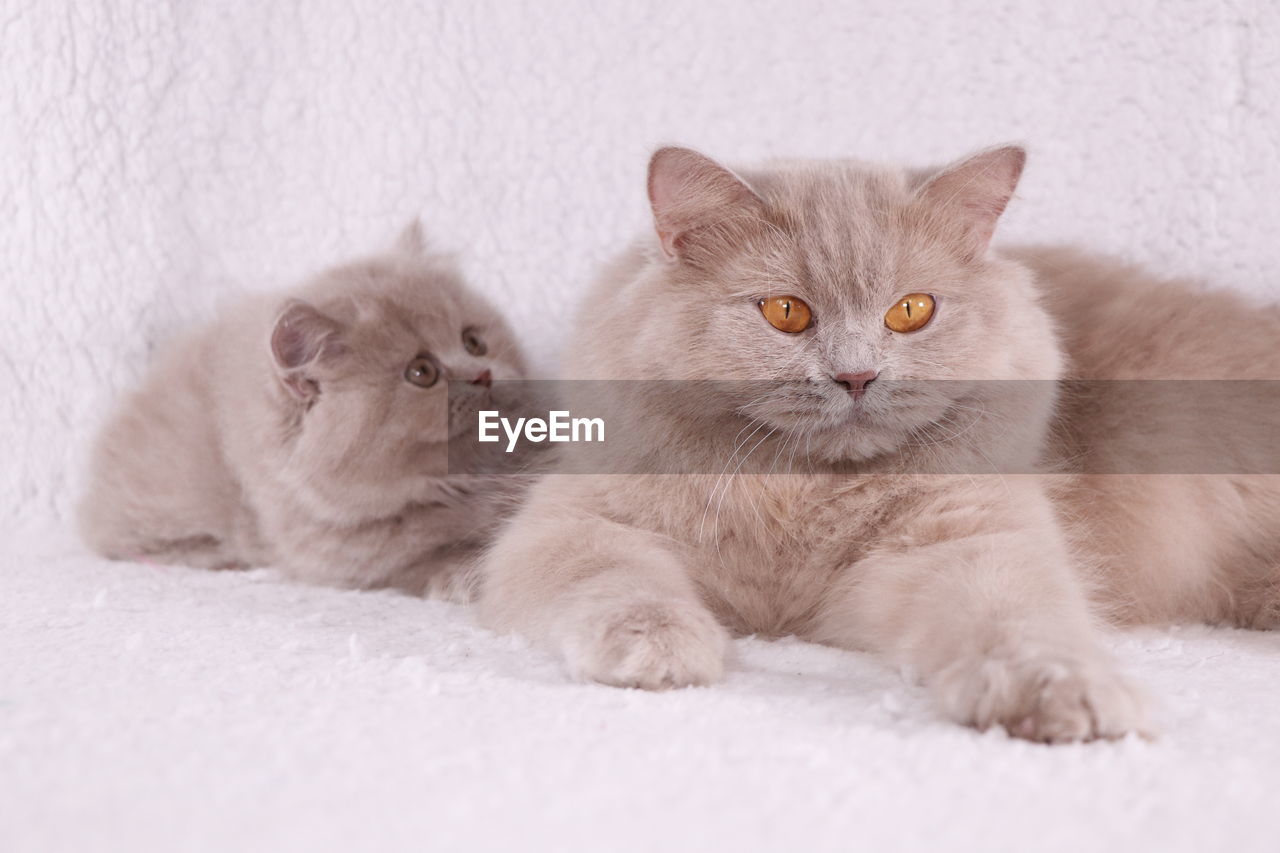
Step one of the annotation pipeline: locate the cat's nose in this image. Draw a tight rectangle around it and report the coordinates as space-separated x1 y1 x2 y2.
833 370 878 398
470 369 492 388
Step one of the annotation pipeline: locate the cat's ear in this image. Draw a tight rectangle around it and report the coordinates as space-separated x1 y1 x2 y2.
916 145 1025 260
394 218 429 256
270 299 344 400
648 147 764 261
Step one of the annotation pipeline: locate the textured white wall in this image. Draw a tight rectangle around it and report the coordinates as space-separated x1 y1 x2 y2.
4 0 1278 522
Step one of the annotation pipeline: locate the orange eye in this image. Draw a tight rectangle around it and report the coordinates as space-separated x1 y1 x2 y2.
884 293 936 333
758 296 812 333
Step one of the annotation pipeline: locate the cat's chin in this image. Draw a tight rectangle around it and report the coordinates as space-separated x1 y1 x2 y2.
808 429 908 467
769 411 914 468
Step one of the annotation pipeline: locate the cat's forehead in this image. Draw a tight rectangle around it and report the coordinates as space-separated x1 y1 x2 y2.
748 163 935 300
307 256 484 342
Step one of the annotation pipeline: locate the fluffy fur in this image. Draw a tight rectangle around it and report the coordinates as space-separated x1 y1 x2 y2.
80 222 529 598
1028 246 1280 628
479 145 1280 742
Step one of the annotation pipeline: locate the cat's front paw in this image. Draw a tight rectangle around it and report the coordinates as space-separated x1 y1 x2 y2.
561 597 729 690
932 650 1150 743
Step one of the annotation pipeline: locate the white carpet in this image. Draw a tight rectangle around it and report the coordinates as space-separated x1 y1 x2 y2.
5 524 1279 853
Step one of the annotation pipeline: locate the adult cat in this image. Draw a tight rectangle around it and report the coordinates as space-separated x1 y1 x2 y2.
479 145 1280 742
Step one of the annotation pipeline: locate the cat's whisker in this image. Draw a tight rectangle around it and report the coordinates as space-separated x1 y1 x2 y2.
745 428 805 549
711 426 776 565
698 416 770 544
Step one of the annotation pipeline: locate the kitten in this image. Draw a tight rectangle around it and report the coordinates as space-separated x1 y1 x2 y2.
80 221 528 598
478 144 1279 742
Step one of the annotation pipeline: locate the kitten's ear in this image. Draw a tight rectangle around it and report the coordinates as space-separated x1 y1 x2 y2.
916 145 1025 260
270 299 344 400
394 218 429 256
648 147 764 261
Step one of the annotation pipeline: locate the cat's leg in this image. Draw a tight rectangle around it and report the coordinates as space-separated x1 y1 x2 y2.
813 476 1148 743
80 484 252 570
81 476 257 570
1226 475 1280 629
266 504 483 598
479 479 729 689
1234 575 1280 629
418 556 482 604
319 543 483 603
129 534 250 570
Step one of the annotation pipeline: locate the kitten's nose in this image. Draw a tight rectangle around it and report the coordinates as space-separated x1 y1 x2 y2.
470 369 492 388
834 370 878 398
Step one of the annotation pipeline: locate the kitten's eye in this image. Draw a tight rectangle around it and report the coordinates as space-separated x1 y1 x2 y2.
758 296 812 333
884 293 936 333
404 355 440 388
462 326 487 356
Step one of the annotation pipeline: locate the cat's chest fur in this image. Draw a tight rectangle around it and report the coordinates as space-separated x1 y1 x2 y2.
623 474 911 636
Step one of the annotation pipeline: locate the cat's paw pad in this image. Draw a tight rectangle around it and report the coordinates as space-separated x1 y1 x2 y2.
933 652 1150 743
562 598 729 690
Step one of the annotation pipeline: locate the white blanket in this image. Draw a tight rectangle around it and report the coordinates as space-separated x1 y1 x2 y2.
5 2 1280 849
6 527 1280 852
